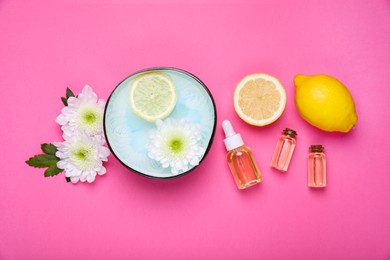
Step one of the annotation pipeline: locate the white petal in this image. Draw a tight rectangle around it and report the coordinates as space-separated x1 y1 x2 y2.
98 166 106 175
57 160 67 169
81 171 89 178
73 168 82 177
66 167 77 177
53 142 64 149
86 172 96 183
190 157 200 166
62 128 74 139
162 162 170 168
99 146 110 160
56 114 67 125
64 169 72 177
71 177 79 184
67 96 78 106
175 161 184 170
97 99 106 109
79 85 97 103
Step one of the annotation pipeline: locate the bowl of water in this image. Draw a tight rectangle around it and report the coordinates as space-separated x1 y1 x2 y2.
103 67 217 179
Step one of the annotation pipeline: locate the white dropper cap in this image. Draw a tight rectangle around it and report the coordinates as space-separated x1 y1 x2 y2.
222 120 244 151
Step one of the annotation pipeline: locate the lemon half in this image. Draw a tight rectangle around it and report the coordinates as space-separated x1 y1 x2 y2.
234 73 287 126
129 72 177 122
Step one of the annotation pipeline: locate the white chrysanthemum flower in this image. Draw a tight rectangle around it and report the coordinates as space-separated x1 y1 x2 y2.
146 119 204 175
54 133 110 183
56 85 106 138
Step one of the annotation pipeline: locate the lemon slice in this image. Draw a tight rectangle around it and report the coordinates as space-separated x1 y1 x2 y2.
129 72 177 122
234 73 286 126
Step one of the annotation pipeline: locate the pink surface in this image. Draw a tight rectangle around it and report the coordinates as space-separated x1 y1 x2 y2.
1 0 390 259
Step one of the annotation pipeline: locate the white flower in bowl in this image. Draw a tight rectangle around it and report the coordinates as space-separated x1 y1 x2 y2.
146 118 204 175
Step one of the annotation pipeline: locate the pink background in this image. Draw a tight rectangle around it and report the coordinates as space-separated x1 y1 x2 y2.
1 0 390 259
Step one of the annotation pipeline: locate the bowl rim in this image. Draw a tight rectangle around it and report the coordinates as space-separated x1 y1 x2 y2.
103 67 217 179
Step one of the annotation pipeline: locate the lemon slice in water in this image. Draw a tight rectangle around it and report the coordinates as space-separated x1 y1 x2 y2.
129 72 177 122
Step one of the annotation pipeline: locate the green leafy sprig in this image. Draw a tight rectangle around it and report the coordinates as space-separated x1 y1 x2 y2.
26 88 75 182
26 144 63 177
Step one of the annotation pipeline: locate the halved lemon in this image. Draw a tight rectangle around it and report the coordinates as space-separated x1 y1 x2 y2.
129 72 177 122
234 73 286 126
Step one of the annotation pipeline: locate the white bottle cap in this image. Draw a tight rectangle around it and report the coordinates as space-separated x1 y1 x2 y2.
222 120 244 151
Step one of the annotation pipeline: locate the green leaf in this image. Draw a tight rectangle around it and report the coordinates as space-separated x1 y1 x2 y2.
61 97 68 106
41 143 57 155
66 177 71 182
44 165 63 177
66 87 75 99
26 154 59 168
27 144 64 178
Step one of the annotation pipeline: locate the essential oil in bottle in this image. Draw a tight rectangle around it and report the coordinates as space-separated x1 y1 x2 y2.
308 145 326 188
222 120 262 189
270 128 297 172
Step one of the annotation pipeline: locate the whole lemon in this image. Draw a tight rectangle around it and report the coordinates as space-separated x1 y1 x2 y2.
294 74 358 132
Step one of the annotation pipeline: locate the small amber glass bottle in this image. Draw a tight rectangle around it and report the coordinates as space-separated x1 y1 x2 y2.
222 120 262 189
308 145 326 188
270 128 297 172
